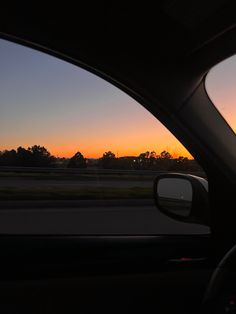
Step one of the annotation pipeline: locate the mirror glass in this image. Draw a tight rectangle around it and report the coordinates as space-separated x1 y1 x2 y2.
157 178 192 217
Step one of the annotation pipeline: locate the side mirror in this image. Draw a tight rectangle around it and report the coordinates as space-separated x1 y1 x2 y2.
153 173 209 225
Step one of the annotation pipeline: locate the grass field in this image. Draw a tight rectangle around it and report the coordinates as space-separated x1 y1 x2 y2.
0 167 205 201
0 186 152 200
0 168 154 200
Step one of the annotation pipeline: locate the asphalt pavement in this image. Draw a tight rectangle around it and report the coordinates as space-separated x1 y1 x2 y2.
0 202 209 234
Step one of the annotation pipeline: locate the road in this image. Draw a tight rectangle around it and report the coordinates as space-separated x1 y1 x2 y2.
0 201 209 234
0 170 209 235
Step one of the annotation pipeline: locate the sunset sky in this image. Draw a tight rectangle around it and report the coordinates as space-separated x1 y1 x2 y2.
0 39 234 159
206 55 236 133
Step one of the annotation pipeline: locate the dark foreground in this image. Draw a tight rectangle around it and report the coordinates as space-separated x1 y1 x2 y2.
0 199 209 234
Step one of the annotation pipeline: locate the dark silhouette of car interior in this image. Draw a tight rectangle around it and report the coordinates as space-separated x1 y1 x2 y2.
0 2 236 314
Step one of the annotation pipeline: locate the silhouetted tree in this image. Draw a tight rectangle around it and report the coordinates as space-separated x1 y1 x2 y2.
100 151 116 169
16 146 32 166
67 151 87 168
159 151 172 159
0 145 205 174
0 145 56 167
154 151 173 170
103 151 115 159
27 145 56 167
137 151 158 169
137 151 149 169
0 149 17 166
149 151 157 168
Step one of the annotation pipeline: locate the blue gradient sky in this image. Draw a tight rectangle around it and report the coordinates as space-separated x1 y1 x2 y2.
2 38 234 158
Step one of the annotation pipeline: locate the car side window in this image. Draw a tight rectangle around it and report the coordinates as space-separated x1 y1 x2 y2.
0 38 209 234
205 54 236 133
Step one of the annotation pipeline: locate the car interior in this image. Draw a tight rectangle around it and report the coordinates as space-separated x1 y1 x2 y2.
0 2 236 314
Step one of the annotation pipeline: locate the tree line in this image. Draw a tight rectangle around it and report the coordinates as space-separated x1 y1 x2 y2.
0 145 55 167
96 151 201 172
0 145 202 172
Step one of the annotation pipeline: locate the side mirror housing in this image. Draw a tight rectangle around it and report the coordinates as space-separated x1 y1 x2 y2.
153 173 209 226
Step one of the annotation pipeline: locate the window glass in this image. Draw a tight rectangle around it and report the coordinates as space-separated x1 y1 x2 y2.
205 55 236 133
0 38 209 234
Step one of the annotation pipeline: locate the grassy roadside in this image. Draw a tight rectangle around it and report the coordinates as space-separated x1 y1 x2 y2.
0 187 153 200
0 172 155 181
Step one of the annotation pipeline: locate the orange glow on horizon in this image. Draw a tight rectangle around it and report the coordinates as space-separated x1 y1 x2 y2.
1 108 194 160
43 144 193 159
0 143 193 159
0 131 193 159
